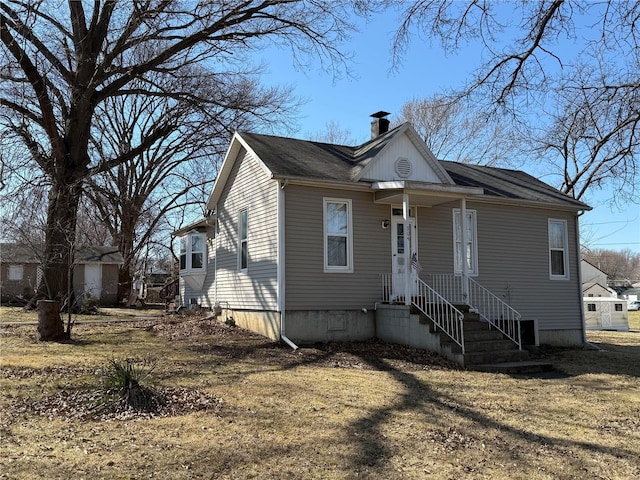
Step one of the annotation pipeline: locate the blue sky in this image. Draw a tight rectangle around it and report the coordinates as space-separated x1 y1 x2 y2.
253 10 640 254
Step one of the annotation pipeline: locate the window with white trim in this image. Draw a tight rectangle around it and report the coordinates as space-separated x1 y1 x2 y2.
239 209 248 271
324 198 353 272
453 209 478 276
548 219 569 280
179 233 207 274
587 303 596 312
8 265 24 281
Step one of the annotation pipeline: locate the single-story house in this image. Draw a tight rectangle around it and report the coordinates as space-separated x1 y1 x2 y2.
175 113 591 366
0 243 124 305
584 297 629 331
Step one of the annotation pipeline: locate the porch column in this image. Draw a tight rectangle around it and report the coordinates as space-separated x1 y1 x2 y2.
403 192 411 306
460 197 469 302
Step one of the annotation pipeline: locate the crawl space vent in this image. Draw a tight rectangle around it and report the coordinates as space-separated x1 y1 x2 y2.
394 157 412 178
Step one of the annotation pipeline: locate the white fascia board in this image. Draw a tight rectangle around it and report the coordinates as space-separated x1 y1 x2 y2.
272 175 373 192
467 195 591 213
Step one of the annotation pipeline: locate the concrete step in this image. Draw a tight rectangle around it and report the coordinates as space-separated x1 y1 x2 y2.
464 339 519 352
462 319 491 331
469 361 554 374
464 349 529 366
463 329 505 341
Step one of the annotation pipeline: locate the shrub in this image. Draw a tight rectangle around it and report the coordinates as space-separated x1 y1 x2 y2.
102 358 159 411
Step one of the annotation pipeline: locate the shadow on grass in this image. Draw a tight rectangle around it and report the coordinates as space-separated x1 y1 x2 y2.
345 355 639 475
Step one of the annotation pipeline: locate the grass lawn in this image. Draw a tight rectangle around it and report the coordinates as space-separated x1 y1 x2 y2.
1 308 639 479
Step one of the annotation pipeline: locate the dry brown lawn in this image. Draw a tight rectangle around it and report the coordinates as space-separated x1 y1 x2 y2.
1 308 639 480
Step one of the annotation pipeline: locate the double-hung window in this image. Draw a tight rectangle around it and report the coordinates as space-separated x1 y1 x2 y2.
453 209 478 276
324 198 353 272
179 233 207 273
239 210 248 271
548 219 569 280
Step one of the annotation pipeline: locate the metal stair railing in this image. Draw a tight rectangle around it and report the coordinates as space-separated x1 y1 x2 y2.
427 274 522 350
413 277 466 354
468 278 522 350
380 274 466 353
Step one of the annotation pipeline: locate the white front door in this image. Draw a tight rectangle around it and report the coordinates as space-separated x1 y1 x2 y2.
84 264 102 300
391 217 418 300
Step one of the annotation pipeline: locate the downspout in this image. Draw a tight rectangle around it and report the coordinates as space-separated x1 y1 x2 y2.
214 204 218 308
575 212 588 345
278 180 298 350
403 192 411 306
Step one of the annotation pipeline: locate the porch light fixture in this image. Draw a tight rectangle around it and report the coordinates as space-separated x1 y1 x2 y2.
381 220 390 229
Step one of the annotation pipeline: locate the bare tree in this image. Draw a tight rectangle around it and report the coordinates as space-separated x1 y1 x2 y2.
582 248 640 284
0 1 356 338
309 120 359 145
390 1 640 205
82 72 297 301
397 95 519 166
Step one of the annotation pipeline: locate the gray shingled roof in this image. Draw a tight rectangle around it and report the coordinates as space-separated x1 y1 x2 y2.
442 161 589 209
239 125 589 211
0 244 124 264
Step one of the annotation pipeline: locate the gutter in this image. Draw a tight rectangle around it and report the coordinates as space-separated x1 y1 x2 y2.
277 179 298 350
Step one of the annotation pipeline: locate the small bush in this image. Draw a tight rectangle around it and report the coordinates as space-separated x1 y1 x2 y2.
102 358 159 411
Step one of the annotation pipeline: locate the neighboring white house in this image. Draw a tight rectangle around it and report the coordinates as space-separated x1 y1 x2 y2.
175 113 591 366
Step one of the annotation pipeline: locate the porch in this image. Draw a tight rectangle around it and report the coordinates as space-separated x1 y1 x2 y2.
378 273 539 369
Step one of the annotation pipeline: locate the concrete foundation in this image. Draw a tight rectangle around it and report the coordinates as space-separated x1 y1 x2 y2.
228 310 281 341
537 329 584 346
375 304 464 365
284 310 375 343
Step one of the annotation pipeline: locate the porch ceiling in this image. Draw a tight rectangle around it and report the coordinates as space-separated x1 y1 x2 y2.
371 181 484 207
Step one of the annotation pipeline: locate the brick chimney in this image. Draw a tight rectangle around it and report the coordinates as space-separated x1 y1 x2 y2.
370 111 390 139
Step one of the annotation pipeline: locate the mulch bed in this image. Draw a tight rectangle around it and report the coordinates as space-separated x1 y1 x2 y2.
140 314 460 372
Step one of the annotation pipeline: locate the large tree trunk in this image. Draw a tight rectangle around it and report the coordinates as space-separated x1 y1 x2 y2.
37 300 65 341
118 266 133 303
37 181 83 340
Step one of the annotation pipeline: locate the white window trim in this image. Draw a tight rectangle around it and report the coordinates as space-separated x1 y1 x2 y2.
8 264 24 281
323 198 353 273
238 209 248 273
452 209 478 276
179 232 207 274
548 219 569 280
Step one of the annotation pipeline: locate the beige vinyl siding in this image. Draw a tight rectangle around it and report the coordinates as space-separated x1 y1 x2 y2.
215 148 278 311
285 184 391 309
419 201 583 332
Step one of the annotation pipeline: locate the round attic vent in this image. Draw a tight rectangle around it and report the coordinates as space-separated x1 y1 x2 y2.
394 157 412 178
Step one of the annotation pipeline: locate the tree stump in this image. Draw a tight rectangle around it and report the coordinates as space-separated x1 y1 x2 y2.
37 300 65 341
